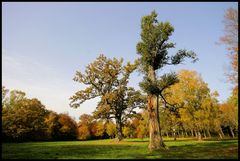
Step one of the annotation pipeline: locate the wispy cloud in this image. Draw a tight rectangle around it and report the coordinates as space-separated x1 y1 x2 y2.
3 49 60 83
2 49 95 121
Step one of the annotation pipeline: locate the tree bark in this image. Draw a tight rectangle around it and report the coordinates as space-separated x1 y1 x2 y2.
148 94 163 150
166 131 169 138
147 66 166 151
203 130 207 139
229 126 235 138
197 130 202 141
194 130 198 138
217 127 224 139
207 129 211 138
219 127 225 138
218 132 223 139
115 117 123 141
191 129 194 137
173 128 177 141
157 96 166 148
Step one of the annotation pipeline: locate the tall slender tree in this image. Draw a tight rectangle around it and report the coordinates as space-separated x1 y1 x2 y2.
136 11 197 151
219 7 238 137
219 8 238 106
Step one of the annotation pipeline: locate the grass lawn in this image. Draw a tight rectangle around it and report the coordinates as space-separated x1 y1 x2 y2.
2 137 238 159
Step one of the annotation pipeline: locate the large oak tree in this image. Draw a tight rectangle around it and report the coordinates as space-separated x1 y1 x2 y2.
70 54 146 141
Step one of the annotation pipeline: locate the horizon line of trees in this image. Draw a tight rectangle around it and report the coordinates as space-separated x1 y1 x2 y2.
2 69 237 142
2 87 78 142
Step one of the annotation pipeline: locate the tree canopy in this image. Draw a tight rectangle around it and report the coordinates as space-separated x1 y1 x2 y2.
70 54 146 141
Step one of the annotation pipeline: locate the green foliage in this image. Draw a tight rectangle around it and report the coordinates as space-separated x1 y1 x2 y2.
136 11 198 106
136 10 198 74
139 72 179 95
171 50 198 64
136 10 197 150
137 11 173 72
136 11 198 148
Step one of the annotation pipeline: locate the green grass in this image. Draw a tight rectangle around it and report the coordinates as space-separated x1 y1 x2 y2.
2 137 238 159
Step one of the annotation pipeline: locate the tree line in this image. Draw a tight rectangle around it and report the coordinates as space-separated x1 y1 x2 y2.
2 88 77 142
75 70 238 141
2 68 237 142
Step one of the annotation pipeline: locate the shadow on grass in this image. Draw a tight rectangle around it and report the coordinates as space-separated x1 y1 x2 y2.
127 139 238 159
158 140 238 159
125 138 197 143
2 139 238 159
3 143 147 159
126 140 149 143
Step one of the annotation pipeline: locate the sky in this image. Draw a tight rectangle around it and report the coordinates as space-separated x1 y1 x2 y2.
2 2 238 121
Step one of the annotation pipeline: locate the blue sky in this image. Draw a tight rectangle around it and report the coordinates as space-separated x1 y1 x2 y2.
2 2 237 121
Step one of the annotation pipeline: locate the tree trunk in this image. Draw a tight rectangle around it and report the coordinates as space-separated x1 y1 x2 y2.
166 131 169 138
229 127 235 138
115 117 123 141
219 127 225 138
197 130 202 141
218 132 223 139
173 128 177 141
148 94 164 150
194 130 198 138
217 127 224 139
147 67 166 151
203 130 207 139
207 129 211 138
157 96 166 148
191 129 194 137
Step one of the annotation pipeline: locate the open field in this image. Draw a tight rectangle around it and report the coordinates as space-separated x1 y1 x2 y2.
2 137 238 159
